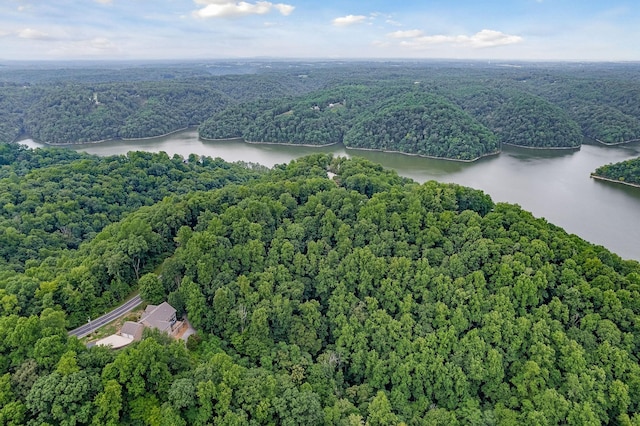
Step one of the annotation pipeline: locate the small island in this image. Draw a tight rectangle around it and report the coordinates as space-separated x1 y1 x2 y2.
591 157 640 188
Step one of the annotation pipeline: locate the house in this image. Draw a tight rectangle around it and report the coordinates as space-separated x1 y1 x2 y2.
95 301 179 349
120 321 144 341
140 302 177 334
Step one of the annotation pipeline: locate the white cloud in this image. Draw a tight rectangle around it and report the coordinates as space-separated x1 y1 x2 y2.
18 28 53 40
193 1 294 19
273 3 294 15
332 15 367 27
392 29 522 49
95 0 113 4
464 29 523 47
387 29 424 39
386 19 402 27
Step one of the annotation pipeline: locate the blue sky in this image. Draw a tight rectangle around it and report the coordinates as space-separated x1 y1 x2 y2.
0 0 637 61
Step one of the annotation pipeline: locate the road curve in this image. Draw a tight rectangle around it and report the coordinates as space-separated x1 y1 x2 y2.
68 294 143 339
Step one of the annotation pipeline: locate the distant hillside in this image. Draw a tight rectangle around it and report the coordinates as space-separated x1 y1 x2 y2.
2 62 640 159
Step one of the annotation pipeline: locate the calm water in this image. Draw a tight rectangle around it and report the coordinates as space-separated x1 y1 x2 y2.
20 130 640 261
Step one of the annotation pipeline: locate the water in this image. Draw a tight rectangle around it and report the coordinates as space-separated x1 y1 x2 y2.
19 130 640 261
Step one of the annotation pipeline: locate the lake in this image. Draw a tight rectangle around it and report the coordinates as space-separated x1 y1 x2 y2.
20 130 640 262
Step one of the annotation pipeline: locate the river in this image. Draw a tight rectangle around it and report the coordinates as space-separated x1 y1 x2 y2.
20 130 640 262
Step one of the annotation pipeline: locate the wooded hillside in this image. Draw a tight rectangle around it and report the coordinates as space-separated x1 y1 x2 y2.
1 151 640 424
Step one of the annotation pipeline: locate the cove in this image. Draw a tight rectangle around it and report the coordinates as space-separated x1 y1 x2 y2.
20 130 640 262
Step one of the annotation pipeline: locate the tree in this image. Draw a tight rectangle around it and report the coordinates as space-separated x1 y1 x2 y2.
26 371 100 425
92 379 123 426
367 391 399 426
140 273 165 305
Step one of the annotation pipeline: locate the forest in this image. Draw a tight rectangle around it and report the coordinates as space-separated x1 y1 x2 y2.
592 157 640 186
2 147 640 424
2 61 640 160
198 86 499 160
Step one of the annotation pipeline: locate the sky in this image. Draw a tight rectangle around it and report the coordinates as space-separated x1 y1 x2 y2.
0 0 638 61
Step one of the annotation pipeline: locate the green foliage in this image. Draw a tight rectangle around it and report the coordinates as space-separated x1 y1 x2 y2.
139 273 165 305
4 62 640 157
3 147 640 423
198 63 640 156
0 64 326 144
344 92 498 160
0 145 261 272
71 154 635 424
593 157 640 186
0 145 263 326
200 85 499 160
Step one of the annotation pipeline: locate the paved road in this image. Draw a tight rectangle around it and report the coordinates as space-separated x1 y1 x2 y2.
68 294 143 339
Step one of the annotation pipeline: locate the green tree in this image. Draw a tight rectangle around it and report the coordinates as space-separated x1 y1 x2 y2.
367 391 399 426
140 273 165 305
92 379 123 426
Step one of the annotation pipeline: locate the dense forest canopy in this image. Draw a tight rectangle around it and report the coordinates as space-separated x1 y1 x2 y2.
198 86 499 160
2 149 640 424
2 61 640 160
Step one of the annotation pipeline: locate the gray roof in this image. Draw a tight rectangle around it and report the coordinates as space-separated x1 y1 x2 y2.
140 302 176 332
120 321 144 340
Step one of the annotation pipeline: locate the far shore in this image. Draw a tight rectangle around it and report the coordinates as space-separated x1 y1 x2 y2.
200 134 501 163
121 127 192 141
502 142 581 151
345 146 501 163
199 135 339 148
590 174 640 189
593 137 640 146
18 127 196 146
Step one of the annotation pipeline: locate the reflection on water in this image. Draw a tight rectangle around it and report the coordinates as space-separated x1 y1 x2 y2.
19 132 640 261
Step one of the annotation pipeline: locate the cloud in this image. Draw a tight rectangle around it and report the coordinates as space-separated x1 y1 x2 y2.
193 0 294 19
95 0 113 4
387 29 424 39
465 29 523 47
332 15 367 27
18 28 53 40
392 29 522 49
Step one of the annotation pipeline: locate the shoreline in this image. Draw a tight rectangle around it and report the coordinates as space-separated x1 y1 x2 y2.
199 135 339 148
121 127 193 141
42 138 112 146
592 137 640 146
201 134 501 162
345 146 502 163
503 142 581 151
20 127 195 147
590 174 640 189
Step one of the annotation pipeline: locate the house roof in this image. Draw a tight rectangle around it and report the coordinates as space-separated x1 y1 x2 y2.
120 321 144 340
140 301 176 332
